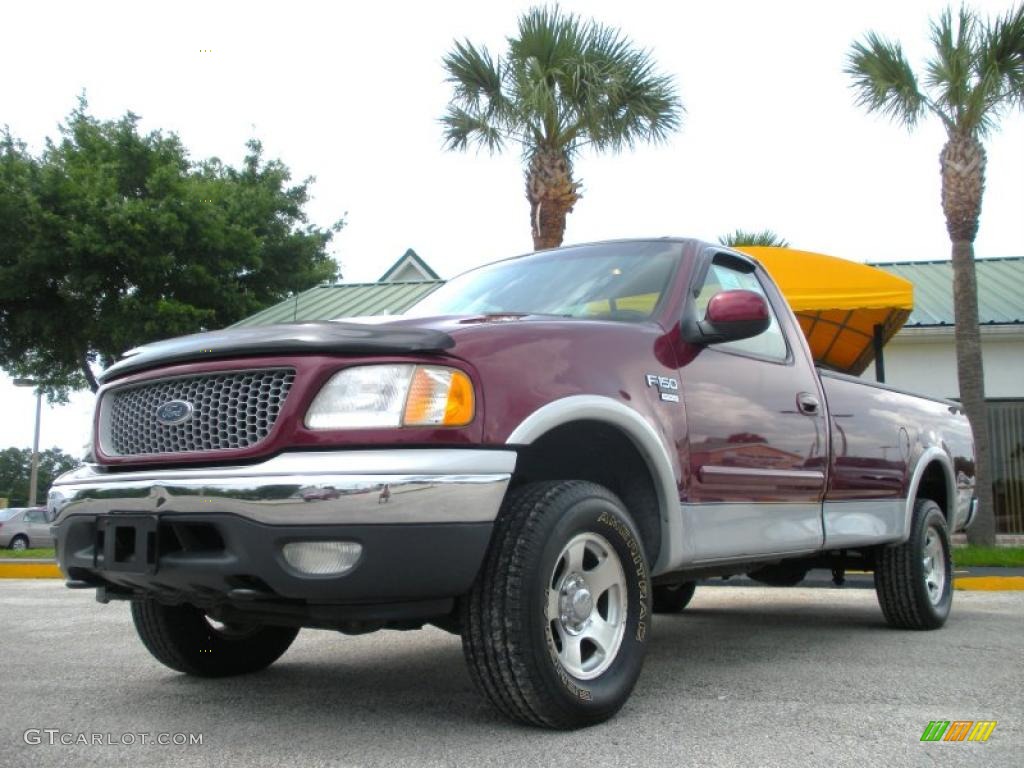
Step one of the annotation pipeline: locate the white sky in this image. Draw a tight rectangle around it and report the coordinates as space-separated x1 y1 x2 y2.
1 0 1021 455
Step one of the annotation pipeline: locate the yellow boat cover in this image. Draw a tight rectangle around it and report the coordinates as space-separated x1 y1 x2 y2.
735 246 914 375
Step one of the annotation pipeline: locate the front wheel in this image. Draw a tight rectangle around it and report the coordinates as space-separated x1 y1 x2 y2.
131 600 299 677
462 480 652 729
874 498 952 630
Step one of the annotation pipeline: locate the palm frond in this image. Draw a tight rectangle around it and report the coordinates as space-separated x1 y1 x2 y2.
559 18 682 152
510 6 586 76
443 40 507 117
439 105 505 154
507 6 587 145
925 7 981 130
846 32 928 129
973 3 1024 121
718 229 790 248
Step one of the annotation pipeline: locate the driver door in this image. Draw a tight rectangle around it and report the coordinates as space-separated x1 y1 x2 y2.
678 251 827 562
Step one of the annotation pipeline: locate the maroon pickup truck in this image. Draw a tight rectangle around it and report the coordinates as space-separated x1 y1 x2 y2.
50 238 976 728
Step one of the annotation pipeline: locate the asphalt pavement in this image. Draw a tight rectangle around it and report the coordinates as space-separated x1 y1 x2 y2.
1 580 1021 768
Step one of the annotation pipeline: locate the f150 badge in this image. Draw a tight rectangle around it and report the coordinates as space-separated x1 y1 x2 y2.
645 374 679 403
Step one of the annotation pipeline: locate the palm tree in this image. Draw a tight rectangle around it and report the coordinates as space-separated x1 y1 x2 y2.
719 229 790 248
846 4 1024 545
441 6 682 250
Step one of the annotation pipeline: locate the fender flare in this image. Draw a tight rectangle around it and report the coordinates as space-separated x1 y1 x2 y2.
902 447 957 541
506 395 684 574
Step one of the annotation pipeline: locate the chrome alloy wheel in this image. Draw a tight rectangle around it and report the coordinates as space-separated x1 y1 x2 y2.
545 532 627 680
922 524 947 605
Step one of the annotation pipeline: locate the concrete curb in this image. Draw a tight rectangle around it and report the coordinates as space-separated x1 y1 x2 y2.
0 562 62 579
954 576 1024 591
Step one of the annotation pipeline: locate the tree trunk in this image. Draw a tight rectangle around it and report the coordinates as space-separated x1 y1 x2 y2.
80 352 99 393
941 135 995 545
525 148 580 250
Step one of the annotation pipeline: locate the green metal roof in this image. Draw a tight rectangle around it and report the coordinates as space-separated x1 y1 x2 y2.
231 281 443 327
873 257 1024 327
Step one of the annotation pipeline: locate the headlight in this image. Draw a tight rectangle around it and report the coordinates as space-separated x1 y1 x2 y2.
305 364 475 430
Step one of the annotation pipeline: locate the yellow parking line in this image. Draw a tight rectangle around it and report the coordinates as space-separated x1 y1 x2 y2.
0 562 62 579
954 576 1024 591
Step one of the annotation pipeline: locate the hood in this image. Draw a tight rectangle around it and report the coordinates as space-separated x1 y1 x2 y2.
98 320 456 383
99 313 651 384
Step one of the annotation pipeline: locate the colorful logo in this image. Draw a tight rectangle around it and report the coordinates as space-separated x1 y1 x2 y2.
920 721 997 742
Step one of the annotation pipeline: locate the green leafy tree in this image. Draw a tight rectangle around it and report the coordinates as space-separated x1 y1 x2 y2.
0 447 80 507
441 5 682 250
719 229 791 248
846 4 1024 545
0 99 343 400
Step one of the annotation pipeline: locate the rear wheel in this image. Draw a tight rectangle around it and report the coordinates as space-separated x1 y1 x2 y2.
874 498 952 630
652 582 696 613
10 535 29 551
131 600 299 676
462 480 652 729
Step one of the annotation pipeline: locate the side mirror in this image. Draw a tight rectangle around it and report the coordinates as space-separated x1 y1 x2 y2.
690 289 771 345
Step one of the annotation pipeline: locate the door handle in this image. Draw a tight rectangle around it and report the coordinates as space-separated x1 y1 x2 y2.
796 392 820 415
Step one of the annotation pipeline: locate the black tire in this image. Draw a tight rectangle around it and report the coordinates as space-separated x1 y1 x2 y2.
874 498 952 630
131 600 299 677
746 563 809 586
462 480 652 729
10 535 29 551
653 582 696 613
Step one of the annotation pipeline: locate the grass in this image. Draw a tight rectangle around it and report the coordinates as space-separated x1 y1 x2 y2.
0 547 55 560
953 545 1024 568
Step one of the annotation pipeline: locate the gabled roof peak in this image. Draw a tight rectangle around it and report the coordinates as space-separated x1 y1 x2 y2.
378 248 441 282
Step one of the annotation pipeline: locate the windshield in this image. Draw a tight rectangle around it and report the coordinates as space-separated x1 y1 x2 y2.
406 241 680 322
0 509 22 522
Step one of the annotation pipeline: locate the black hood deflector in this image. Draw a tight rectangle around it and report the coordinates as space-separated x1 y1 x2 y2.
99 321 455 383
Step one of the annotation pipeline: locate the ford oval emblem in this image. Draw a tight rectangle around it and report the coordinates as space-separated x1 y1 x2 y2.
155 399 193 426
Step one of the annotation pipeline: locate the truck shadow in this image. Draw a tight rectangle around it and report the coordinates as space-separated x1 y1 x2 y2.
119 589 895 732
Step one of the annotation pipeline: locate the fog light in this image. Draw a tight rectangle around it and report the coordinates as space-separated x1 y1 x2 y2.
282 541 362 576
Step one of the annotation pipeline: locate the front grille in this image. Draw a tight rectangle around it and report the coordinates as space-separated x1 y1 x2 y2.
101 369 295 457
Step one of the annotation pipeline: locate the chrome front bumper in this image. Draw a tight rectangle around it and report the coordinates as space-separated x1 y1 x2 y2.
49 449 516 526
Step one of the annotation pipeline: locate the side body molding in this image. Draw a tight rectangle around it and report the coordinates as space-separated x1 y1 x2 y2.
901 447 957 542
506 395 684 574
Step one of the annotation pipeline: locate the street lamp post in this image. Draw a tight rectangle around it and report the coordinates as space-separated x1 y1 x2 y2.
12 379 42 507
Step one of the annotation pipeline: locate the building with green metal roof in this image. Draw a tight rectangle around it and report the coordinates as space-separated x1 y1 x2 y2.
876 257 1024 328
232 280 442 327
232 248 444 328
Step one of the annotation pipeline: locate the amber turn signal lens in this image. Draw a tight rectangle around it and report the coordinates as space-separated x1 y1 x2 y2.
403 366 475 427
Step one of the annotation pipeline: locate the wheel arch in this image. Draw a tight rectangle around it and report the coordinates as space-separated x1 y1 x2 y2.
506 395 682 574
903 448 956 540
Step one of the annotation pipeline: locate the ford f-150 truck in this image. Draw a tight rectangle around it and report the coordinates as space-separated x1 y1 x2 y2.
50 238 976 729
